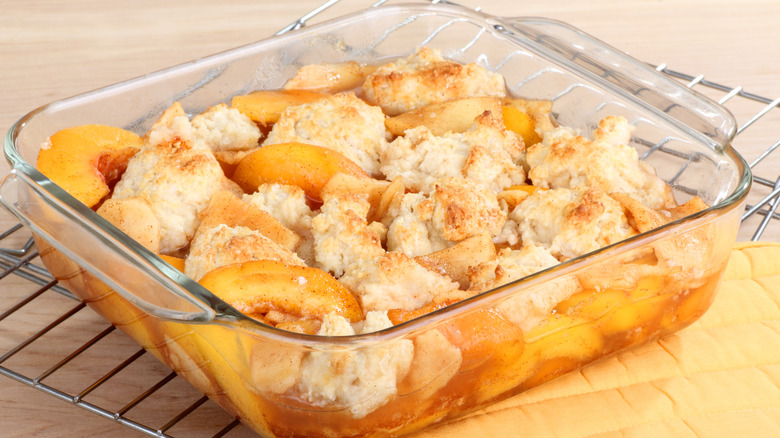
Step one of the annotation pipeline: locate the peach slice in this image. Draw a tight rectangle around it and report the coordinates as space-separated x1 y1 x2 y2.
437 308 525 373
518 314 602 392
519 356 582 390
498 184 548 210
159 254 186 272
231 90 325 126
414 233 497 289
524 314 603 360
283 61 376 93
501 105 542 147
274 318 322 335
232 142 370 202
385 97 502 137
96 197 160 252
398 329 462 398
504 184 546 195
502 97 555 145
555 288 630 320
37 124 143 207
601 275 666 336
664 275 719 329
198 191 301 251
198 260 362 322
387 295 465 326
321 173 389 209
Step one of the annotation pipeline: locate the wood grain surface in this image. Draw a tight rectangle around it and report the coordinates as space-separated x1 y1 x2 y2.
1 1 779 437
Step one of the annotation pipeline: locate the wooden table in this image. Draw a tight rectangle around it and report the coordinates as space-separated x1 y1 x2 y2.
1 1 779 436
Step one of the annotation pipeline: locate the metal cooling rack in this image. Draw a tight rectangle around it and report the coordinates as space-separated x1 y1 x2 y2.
1 1 779 437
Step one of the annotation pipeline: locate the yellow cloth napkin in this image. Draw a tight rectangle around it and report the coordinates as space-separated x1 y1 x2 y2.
419 242 780 437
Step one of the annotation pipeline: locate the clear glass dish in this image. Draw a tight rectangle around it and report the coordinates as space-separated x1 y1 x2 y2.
0 3 750 437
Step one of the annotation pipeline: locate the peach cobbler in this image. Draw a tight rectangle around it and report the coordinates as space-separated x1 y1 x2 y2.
36 47 723 432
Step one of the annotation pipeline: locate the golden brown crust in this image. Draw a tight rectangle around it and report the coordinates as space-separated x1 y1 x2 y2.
432 178 506 242
362 47 506 116
527 115 676 211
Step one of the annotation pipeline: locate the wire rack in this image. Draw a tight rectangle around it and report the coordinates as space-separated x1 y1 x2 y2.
2 1 779 437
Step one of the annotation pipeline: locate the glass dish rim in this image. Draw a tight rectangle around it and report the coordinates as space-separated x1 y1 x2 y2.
2 2 754 345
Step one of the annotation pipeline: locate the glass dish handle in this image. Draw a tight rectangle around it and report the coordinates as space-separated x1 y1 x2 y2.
0 168 227 323
496 16 737 151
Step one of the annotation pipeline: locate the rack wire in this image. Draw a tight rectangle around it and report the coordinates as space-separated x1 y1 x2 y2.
1 1 779 437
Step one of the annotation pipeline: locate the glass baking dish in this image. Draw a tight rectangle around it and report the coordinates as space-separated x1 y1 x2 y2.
0 3 750 437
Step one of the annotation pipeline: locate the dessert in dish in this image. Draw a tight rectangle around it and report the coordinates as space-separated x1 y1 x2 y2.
38 46 702 332
31 45 727 435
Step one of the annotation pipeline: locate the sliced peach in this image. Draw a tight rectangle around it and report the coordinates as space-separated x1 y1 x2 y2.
274 319 322 335
386 289 474 325
159 254 186 272
96 197 160 252
437 307 526 403
512 315 602 392
498 184 547 210
415 233 497 289
387 298 460 326
437 307 525 372
232 142 369 202
520 356 582 390
502 97 555 144
198 260 362 322
523 314 603 362
37 124 143 207
502 105 542 146
372 176 405 222
179 324 266 429
663 275 718 329
504 184 546 195
385 97 502 137
398 329 462 397
198 191 301 251
555 288 630 320
669 195 708 220
601 276 666 336
283 61 376 93
231 90 325 126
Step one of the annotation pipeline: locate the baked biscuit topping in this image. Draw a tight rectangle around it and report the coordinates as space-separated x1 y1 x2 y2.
527 115 675 210
264 92 388 176
500 186 637 260
298 311 414 419
191 103 262 153
362 46 506 115
380 110 525 193
243 183 316 264
311 192 385 278
468 244 583 331
339 251 460 313
112 105 238 253
385 177 506 257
